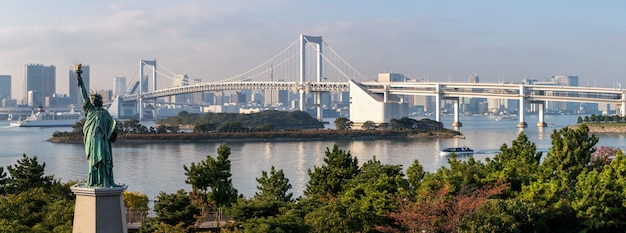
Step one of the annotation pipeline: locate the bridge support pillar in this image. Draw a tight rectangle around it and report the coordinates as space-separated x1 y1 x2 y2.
517 86 527 128
137 97 143 120
435 84 441 123
535 101 547 127
451 98 462 127
299 89 305 111
619 92 626 117
316 92 323 120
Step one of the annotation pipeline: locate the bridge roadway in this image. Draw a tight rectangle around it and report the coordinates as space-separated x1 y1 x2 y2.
120 81 626 128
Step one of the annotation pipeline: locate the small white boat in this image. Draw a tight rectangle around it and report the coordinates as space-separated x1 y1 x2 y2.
440 147 474 156
495 115 516 121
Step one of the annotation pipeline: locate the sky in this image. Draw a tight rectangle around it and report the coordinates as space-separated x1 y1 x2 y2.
1 1 625 101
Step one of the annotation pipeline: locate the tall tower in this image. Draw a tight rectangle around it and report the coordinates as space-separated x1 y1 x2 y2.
24 64 55 107
69 65 90 105
0 75 10 101
468 74 479 83
171 74 190 103
114 76 126 96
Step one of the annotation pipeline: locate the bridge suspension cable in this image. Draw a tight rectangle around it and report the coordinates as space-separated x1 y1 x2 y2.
301 36 365 81
158 63 179 77
323 41 365 81
216 38 301 83
141 60 204 88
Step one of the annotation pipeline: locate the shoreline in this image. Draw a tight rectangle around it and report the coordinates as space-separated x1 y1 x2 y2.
47 129 461 144
584 125 626 134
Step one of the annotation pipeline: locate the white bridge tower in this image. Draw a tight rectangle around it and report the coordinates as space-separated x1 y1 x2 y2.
299 34 324 120
138 59 157 120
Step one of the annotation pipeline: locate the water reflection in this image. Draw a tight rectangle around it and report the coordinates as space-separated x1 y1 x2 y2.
2 115 625 200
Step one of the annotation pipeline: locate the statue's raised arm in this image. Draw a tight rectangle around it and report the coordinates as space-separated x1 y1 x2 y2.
75 64 92 112
74 64 118 187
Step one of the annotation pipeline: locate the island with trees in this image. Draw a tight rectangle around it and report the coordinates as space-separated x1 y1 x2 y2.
48 110 461 143
576 114 626 133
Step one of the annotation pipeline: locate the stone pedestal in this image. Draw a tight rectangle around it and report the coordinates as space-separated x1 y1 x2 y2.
71 184 128 233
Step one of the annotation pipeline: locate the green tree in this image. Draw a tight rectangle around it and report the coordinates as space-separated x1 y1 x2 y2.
0 155 75 232
541 124 598 181
238 209 308 233
304 144 360 198
571 150 626 231
0 187 74 232
334 117 353 130
390 117 419 130
517 125 599 232
118 118 144 134
330 157 407 232
4 154 55 194
0 167 6 193
406 159 425 191
218 121 247 132
577 116 583 124
419 155 487 196
229 167 306 232
184 143 238 207
252 123 274 131
254 166 293 202
153 189 200 230
483 132 542 196
125 191 150 223
72 118 86 134
460 198 548 233
193 123 216 133
124 191 150 209
361 120 377 130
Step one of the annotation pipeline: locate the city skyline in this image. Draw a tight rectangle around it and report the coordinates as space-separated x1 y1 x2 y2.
1 1 625 101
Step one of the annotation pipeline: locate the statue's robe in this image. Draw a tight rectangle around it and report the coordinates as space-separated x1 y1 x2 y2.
83 104 117 187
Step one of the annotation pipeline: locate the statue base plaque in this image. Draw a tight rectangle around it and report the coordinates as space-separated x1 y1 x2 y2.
71 184 128 233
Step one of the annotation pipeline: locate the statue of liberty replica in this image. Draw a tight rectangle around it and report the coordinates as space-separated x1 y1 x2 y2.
76 64 118 187
71 64 128 233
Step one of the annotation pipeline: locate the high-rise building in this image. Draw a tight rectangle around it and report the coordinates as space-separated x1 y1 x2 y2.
378 73 406 82
0 75 10 100
27 90 42 107
231 92 246 104
549 75 579 113
69 64 90 105
171 74 191 104
114 76 126 96
191 78 203 104
553 75 579 86
468 74 480 83
24 64 56 106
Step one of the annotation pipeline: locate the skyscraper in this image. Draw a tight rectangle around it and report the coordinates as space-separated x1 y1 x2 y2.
114 76 126 96
0 75 10 100
171 74 190 103
468 74 479 83
69 64 90 106
24 64 56 107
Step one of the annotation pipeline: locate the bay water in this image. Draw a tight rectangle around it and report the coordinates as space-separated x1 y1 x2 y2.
1 115 625 201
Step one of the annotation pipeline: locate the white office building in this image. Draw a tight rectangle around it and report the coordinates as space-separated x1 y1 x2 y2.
349 80 408 127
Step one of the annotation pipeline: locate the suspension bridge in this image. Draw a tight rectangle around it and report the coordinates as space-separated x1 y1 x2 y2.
109 34 626 128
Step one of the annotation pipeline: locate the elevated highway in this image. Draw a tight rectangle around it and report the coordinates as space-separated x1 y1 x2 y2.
361 81 624 127
115 80 625 128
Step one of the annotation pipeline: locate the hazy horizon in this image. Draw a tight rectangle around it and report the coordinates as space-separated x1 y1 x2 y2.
1 1 625 101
